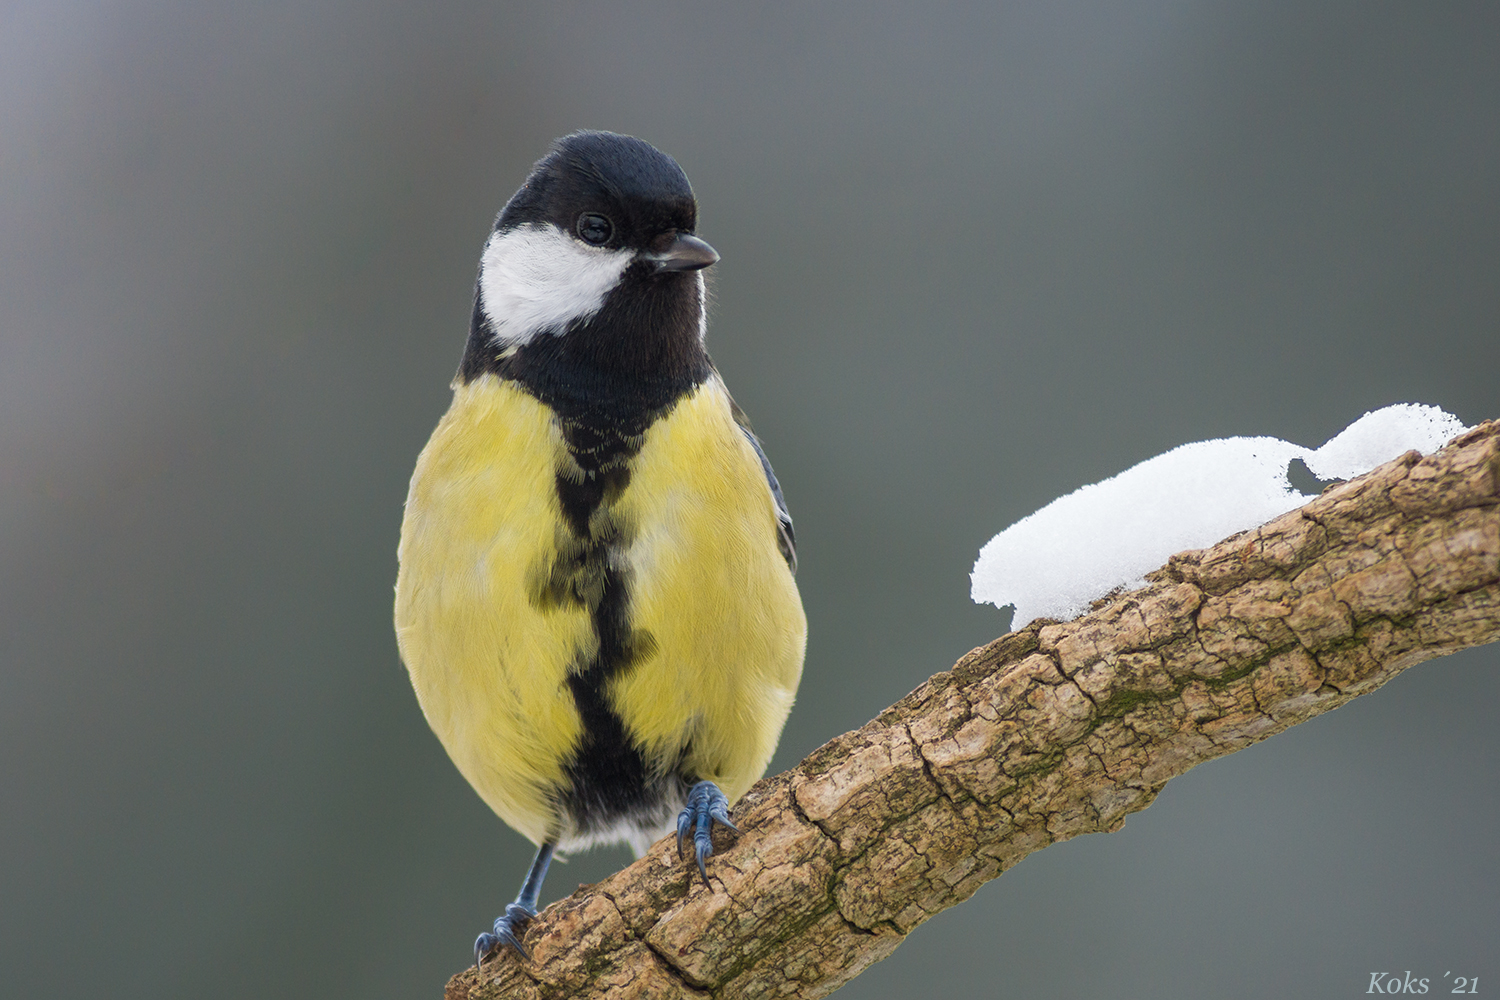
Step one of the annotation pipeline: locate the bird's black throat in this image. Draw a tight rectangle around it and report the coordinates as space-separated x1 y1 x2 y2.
459 262 711 414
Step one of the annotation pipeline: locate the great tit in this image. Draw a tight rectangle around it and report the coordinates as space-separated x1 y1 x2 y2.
394 131 806 966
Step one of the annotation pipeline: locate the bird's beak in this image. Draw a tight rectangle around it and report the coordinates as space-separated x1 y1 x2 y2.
649 233 719 272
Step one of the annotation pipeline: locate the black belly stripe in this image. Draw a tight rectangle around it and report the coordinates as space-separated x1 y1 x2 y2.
531 405 707 837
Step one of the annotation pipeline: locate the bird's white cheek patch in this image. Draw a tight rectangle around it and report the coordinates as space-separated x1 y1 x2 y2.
479 224 633 345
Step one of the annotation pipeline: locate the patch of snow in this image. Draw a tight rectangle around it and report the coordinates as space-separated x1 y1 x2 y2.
1304 404 1466 481
971 404 1468 629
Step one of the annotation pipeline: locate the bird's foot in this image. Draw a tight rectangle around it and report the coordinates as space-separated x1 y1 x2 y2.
675 780 739 888
474 901 537 966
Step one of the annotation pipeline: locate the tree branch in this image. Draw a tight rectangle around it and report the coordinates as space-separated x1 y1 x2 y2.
446 420 1500 1000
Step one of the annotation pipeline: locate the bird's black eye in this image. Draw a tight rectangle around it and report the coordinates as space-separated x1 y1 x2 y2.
576 213 614 246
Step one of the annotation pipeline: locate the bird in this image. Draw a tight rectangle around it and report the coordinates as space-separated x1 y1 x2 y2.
394 130 806 967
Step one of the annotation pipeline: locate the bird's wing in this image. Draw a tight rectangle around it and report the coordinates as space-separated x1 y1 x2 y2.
727 396 797 574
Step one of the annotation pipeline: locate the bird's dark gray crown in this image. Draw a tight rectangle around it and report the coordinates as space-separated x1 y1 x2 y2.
496 130 699 251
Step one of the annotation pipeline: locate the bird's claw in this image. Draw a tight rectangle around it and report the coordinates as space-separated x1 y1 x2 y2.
474 901 537 967
675 780 739 888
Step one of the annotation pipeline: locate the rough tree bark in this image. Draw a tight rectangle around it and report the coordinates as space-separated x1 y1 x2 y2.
445 420 1500 1000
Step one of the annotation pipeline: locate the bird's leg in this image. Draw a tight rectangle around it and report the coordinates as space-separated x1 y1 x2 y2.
474 841 555 966
675 780 739 888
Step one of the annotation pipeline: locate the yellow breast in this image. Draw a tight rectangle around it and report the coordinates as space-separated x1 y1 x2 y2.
394 374 806 847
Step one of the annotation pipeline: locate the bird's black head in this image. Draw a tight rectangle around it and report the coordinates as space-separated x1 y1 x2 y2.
460 132 718 411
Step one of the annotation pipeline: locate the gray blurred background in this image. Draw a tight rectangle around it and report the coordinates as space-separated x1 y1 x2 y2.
3 2 1496 997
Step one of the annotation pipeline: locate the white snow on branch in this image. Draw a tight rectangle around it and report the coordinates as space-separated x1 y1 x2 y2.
971 403 1469 629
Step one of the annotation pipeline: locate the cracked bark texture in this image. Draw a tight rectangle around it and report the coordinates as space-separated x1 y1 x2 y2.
444 420 1500 1000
